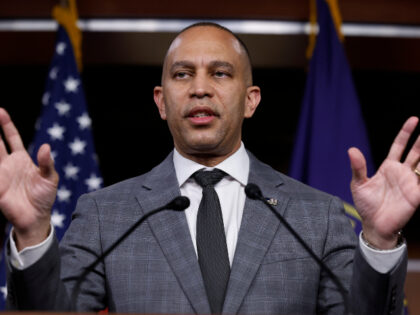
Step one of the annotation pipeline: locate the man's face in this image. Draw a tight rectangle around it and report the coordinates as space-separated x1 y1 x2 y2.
154 26 260 164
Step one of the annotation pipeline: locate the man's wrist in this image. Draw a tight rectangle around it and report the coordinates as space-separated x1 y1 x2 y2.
9 224 55 270
361 230 404 251
14 221 51 252
359 232 406 274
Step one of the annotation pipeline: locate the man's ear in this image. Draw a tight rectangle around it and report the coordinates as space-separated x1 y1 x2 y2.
244 86 261 118
153 86 167 120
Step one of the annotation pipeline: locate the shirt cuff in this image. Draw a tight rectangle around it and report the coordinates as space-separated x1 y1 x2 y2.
359 232 406 274
9 224 55 270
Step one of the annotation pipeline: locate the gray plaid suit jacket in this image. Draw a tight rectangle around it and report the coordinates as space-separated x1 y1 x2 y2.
7 151 407 314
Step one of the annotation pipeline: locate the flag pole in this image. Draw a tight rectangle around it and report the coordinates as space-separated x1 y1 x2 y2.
53 0 82 71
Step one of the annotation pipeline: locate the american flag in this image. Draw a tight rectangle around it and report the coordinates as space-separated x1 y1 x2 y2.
0 25 102 308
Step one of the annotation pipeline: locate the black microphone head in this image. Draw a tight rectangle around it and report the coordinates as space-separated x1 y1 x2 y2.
245 183 263 200
168 196 190 211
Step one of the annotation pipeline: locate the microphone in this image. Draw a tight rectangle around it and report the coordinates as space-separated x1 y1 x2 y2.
165 196 190 211
245 183 351 315
70 196 190 309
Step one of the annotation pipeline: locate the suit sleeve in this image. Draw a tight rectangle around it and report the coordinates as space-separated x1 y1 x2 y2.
350 244 407 315
6 235 71 311
317 196 407 315
6 193 107 311
316 196 357 314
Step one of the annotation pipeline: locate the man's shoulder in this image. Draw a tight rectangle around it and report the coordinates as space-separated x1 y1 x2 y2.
248 151 338 202
90 174 148 198
82 152 175 202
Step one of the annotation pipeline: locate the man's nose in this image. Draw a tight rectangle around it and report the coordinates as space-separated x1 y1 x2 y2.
189 73 213 98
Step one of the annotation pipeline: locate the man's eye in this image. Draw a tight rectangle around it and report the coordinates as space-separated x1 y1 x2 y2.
214 71 229 78
174 72 189 79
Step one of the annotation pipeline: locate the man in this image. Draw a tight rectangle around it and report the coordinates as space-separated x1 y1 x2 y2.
0 22 419 314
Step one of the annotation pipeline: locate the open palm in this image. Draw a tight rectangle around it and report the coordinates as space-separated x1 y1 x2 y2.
0 108 58 248
349 117 420 249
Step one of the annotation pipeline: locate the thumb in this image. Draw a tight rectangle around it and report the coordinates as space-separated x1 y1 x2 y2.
348 147 368 187
37 144 58 182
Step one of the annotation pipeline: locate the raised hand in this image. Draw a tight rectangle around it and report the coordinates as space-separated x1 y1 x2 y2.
0 108 58 250
348 117 420 249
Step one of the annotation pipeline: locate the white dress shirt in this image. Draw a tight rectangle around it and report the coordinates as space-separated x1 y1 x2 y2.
10 143 405 274
173 143 249 266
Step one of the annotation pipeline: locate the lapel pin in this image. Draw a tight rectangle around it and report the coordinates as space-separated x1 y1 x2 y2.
266 198 278 206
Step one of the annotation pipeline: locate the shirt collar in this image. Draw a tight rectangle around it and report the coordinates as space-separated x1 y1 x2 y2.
173 142 249 187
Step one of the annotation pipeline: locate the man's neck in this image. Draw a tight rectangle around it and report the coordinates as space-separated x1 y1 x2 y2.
175 143 242 167
173 142 249 188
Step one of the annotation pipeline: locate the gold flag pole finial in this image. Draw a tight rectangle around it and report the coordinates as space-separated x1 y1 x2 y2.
306 0 344 59
52 0 82 71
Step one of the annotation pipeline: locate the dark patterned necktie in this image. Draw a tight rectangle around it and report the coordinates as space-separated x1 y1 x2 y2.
193 169 230 314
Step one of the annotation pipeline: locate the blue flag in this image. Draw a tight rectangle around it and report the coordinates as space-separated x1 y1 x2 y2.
289 0 375 233
290 3 410 312
0 25 102 308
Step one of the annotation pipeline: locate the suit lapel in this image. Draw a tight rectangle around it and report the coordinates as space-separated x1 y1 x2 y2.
135 154 211 314
223 154 290 314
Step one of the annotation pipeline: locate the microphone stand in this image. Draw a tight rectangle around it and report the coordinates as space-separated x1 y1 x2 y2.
70 196 190 309
245 183 351 315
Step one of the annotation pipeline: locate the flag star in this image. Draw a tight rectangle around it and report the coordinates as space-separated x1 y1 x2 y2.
77 113 92 130
51 210 66 228
51 150 58 162
47 123 66 141
55 100 71 116
42 92 50 106
49 66 59 80
0 286 7 300
57 186 71 202
85 174 103 191
69 138 87 155
63 162 80 180
56 42 66 55
64 76 80 93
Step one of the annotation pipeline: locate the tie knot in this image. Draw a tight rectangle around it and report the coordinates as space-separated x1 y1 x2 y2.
193 169 226 188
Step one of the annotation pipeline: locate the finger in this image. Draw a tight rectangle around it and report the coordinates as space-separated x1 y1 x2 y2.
37 144 58 183
404 134 420 168
348 147 368 187
387 116 419 161
0 108 25 152
0 133 8 162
